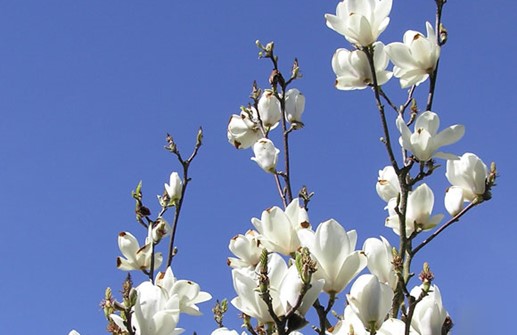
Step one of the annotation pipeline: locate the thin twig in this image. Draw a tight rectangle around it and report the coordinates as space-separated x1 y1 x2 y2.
426 1 445 111
379 88 398 113
412 201 478 256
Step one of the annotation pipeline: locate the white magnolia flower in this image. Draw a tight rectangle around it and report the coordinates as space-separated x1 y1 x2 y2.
251 199 310 255
363 236 397 290
301 219 366 294
444 186 464 217
325 0 393 47
385 183 443 236
332 306 416 335
257 90 282 128
396 111 465 162
231 253 322 325
376 165 400 202
410 284 448 335
332 42 392 90
111 281 184 335
377 318 418 335
332 305 368 335
133 281 184 335
444 153 488 215
116 231 163 271
347 274 394 332
164 172 182 206
227 230 262 269
385 22 440 88
278 263 325 316
251 138 280 173
285 88 305 124
151 218 171 243
155 267 212 316
227 110 262 149
231 253 287 323
211 328 244 335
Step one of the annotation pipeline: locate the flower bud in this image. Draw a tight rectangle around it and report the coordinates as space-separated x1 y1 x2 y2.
376 166 400 202
446 153 488 202
347 274 394 331
285 88 305 125
164 172 182 206
152 218 171 243
257 91 281 128
227 110 261 149
251 138 280 173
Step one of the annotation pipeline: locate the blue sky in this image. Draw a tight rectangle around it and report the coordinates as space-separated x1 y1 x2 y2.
0 1 515 335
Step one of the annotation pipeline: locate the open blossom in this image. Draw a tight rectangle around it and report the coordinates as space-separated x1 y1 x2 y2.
444 153 488 215
155 267 212 316
385 183 443 236
231 253 322 325
285 88 305 124
251 199 310 255
385 22 440 88
332 306 416 335
347 274 394 332
257 90 282 128
133 281 184 335
227 110 262 149
363 236 397 290
332 42 392 90
110 281 183 335
211 328 245 335
396 111 465 162
300 219 366 294
325 0 393 47
164 172 182 206
278 262 325 317
410 284 448 335
227 230 262 269
251 138 280 173
116 231 163 271
376 165 400 202
231 255 286 323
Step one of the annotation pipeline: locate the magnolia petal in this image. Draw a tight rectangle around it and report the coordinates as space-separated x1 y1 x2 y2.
415 111 439 135
331 251 367 294
434 124 465 147
118 232 140 259
445 186 464 217
386 43 416 68
434 151 459 160
396 116 412 150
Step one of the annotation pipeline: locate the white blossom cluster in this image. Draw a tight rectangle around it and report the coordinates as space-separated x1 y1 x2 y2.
227 88 305 173
70 1 495 335
219 1 493 334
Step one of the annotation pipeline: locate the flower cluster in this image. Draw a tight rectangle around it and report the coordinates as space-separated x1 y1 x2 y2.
227 71 306 174
326 0 440 90
70 1 496 335
217 1 495 334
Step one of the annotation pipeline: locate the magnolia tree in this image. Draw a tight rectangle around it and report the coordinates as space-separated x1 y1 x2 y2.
70 1 496 335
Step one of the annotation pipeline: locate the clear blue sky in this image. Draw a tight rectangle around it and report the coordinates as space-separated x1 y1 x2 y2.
0 1 514 335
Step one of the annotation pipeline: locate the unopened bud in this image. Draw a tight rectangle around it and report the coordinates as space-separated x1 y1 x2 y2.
165 133 177 153
439 23 448 45
265 42 274 53
152 218 171 243
419 262 434 292
291 58 300 79
129 288 138 307
196 127 203 147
